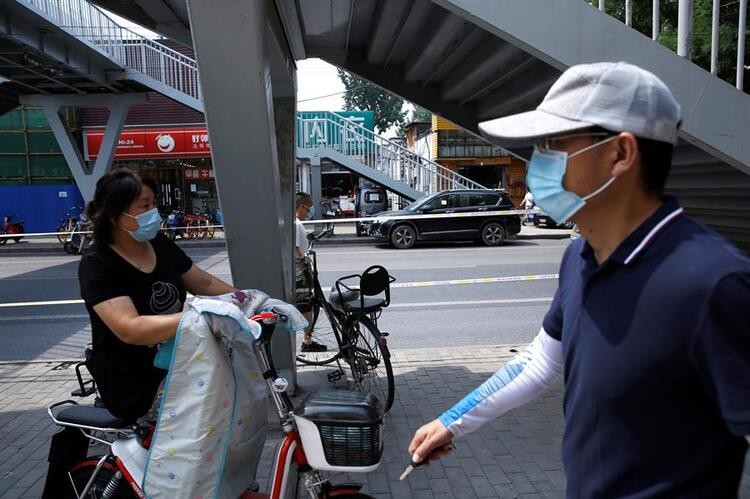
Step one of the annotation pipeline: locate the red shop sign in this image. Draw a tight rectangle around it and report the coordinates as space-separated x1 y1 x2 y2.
85 127 211 160
184 168 214 180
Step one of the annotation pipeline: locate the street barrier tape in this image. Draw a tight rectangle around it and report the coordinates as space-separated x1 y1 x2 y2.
2 210 544 238
0 225 225 239
301 208 541 225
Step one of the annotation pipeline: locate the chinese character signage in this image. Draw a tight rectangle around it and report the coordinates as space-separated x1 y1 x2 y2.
85 127 213 160
183 168 214 180
297 111 375 154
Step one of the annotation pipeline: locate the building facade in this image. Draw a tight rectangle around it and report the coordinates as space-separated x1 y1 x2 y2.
404 115 528 206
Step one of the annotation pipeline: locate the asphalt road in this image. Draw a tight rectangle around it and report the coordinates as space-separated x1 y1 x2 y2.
0 239 569 361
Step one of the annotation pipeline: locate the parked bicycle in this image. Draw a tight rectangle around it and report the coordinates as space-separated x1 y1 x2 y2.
63 212 93 255
296 227 396 412
46 312 383 498
164 209 187 240
0 214 25 245
56 206 84 243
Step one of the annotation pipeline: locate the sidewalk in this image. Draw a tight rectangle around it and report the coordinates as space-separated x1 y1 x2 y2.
0 345 565 498
1 346 748 498
0 225 570 254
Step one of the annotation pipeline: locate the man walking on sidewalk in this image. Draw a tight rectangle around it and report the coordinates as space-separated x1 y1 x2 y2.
408 62 750 497
295 192 326 352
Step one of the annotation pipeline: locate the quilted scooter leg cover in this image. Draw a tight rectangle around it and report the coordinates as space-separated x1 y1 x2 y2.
141 290 306 498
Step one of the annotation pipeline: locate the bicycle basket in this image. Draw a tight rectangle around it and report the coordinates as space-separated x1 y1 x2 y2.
293 389 384 472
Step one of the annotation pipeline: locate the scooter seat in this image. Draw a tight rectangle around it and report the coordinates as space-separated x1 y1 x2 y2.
56 405 129 429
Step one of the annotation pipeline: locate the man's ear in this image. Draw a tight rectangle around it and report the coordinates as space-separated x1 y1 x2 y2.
611 132 638 178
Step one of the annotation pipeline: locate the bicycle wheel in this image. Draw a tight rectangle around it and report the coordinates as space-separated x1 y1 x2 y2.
295 303 344 366
64 233 82 254
63 458 138 498
348 316 394 412
195 220 207 239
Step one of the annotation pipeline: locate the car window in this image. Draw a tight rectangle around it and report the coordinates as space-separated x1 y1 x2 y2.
464 193 500 207
364 191 382 203
424 194 456 210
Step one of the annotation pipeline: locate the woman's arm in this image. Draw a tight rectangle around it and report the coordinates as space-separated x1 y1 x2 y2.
93 296 182 346
181 264 237 296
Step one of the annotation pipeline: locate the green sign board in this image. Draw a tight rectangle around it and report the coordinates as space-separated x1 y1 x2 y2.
296 111 375 152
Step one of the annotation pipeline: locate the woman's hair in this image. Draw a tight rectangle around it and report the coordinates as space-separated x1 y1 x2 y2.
86 168 158 244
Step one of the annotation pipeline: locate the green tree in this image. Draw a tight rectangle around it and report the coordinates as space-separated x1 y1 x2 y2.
410 106 432 123
337 69 407 134
586 0 747 89
397 106 433 136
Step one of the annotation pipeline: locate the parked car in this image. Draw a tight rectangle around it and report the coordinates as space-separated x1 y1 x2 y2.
355 185 388 237
535 211 574 229
368 189 521 249
570 223 582 240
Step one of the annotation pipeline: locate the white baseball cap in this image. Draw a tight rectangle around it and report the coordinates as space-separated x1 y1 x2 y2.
478 61 681 146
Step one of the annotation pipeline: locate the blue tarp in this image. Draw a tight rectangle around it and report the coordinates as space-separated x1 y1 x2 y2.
0 185 84 233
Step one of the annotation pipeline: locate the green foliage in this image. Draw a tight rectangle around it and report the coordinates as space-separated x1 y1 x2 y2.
410 106 432 123
397 106 433 136
586 0 748 88
337 69 407 134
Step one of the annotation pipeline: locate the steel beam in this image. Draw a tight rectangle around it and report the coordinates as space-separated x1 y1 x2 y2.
21 93 146 201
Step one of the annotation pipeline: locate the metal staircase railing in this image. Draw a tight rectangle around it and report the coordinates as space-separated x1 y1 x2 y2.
297 112 486 195
20 0 202 102
594 0 747 91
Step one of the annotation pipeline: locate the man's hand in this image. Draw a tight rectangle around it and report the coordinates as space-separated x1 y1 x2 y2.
408 419 454 464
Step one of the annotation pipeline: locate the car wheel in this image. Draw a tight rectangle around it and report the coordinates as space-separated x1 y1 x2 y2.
390 224 416 249
481 222 506 246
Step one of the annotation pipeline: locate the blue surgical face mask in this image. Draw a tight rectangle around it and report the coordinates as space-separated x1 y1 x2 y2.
526 136 617 223
124 207 162 242
307 206 316 219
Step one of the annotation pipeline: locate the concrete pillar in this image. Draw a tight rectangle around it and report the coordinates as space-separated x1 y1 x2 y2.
21 94 146 202
272 96 298 374
187 0 296 484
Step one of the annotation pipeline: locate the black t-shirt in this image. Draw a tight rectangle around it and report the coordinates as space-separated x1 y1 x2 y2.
78 233 193 422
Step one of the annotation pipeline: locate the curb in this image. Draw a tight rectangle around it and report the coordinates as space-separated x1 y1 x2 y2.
0 233 570 255
0 240 228 255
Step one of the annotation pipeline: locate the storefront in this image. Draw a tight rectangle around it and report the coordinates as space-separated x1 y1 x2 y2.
84 126 219 215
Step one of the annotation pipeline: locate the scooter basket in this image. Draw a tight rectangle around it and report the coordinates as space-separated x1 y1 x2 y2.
293 389 384 472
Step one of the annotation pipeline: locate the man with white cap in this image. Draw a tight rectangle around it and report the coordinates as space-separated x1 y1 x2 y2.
408 62 750 497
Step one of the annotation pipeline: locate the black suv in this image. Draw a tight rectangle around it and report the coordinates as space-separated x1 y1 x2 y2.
369 189 521 249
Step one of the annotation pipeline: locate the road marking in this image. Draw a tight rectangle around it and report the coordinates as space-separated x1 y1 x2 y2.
390 273 559 288
0 273 558 309
0 297 555 320
0 314 89 322
390 297 553 308
0 298 84 308
320 264 477 272
317 245 568 256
